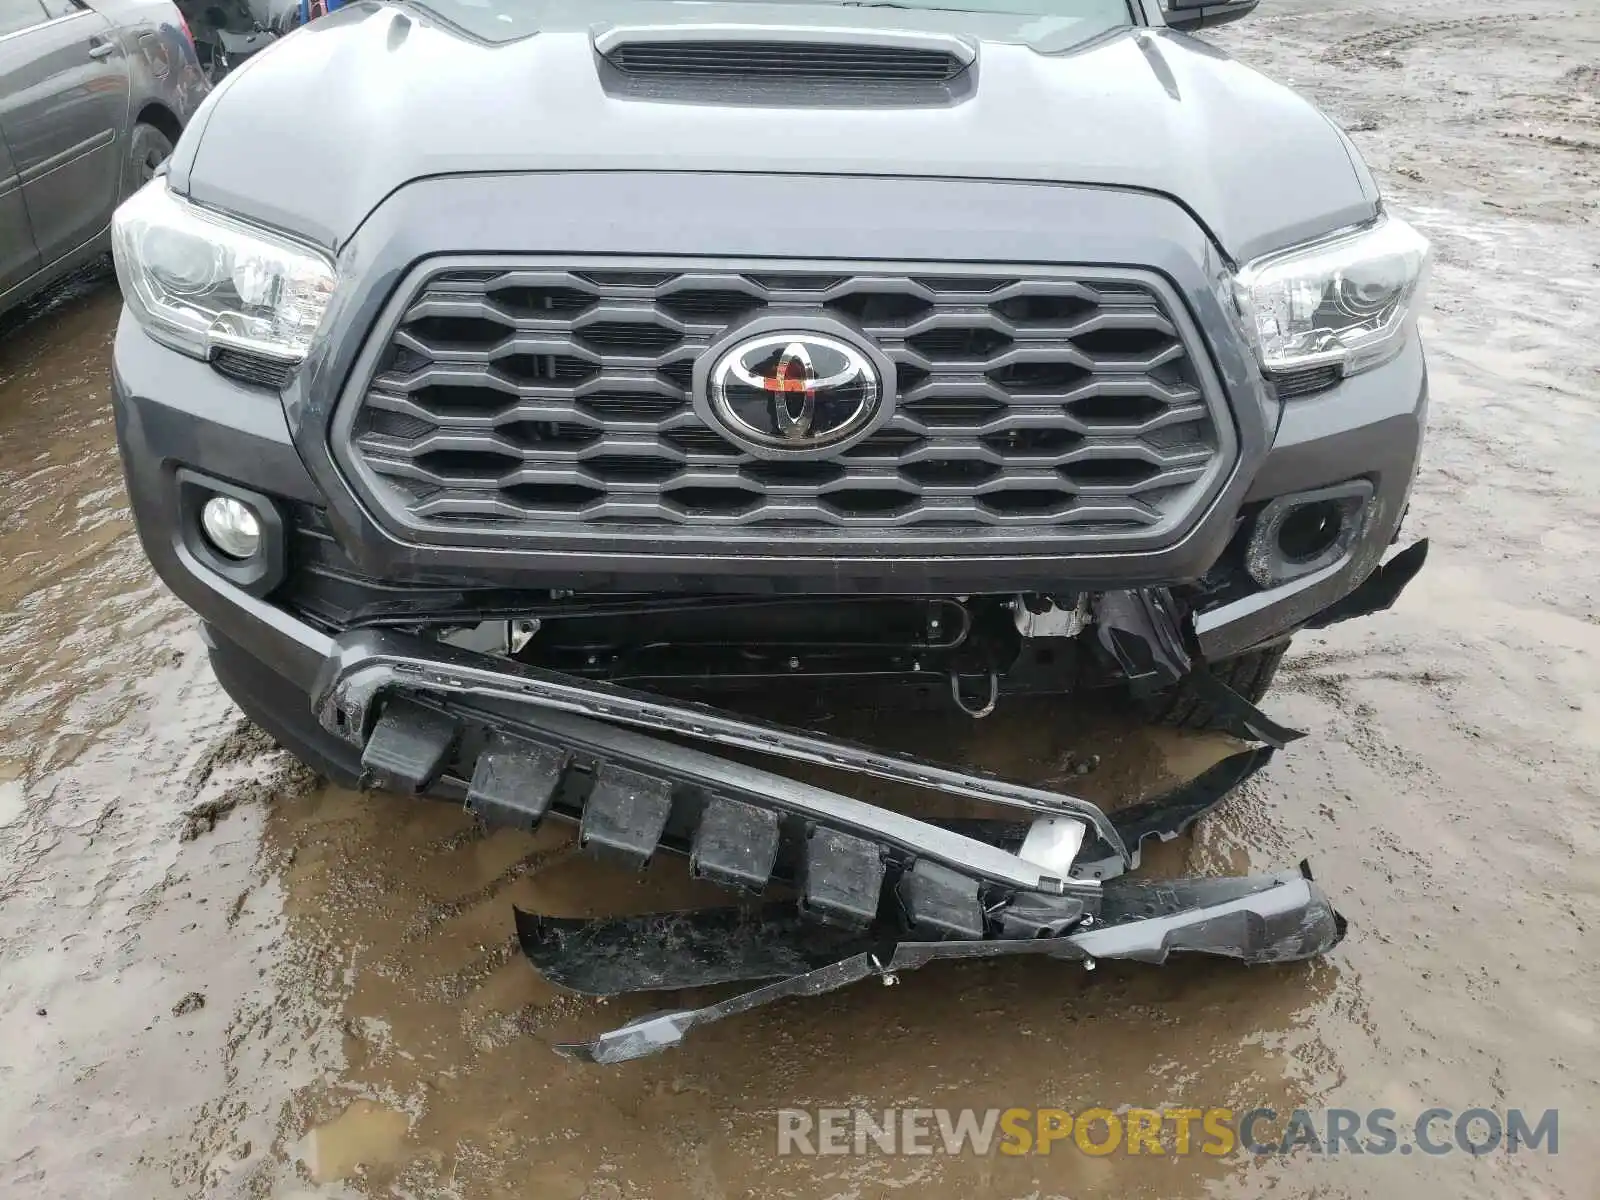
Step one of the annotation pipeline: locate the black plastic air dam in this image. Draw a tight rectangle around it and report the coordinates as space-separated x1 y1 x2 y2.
521 867 1346 1064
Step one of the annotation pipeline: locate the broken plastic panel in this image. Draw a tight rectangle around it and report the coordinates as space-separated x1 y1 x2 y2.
521 866 1346 1064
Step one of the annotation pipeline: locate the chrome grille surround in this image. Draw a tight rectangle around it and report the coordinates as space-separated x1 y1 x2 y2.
334 258 1237 550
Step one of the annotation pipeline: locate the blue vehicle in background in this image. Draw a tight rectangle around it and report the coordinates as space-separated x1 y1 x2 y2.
297 0 344 23
176 0 304 80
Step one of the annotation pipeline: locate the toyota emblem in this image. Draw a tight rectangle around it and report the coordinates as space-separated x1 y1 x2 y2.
703 328 889 454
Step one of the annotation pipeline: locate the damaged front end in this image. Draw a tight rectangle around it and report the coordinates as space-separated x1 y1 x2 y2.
299 555 1423 1061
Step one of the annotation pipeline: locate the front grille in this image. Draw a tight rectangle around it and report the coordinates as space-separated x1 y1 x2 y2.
341 263 1229 538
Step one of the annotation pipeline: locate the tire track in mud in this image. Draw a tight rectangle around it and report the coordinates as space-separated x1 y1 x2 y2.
1317 13 1550 66
177 717 320 841
1276 651 1435 786
400 836 579 940
1217 0 1600 224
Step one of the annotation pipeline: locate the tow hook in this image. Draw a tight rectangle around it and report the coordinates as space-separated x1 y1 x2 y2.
949 667 999 717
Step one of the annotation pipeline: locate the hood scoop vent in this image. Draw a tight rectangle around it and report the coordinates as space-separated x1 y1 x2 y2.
595 26 974 83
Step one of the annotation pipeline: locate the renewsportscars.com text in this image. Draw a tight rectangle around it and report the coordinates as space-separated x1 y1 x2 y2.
775 1107 1559 1158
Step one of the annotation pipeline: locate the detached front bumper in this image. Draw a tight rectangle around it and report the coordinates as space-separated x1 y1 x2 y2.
198 619 1348 1060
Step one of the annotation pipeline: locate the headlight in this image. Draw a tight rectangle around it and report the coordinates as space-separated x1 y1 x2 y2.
1233 214 1431 380
111 180 337 368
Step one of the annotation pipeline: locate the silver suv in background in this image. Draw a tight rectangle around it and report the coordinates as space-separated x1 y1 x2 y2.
0 0 205 318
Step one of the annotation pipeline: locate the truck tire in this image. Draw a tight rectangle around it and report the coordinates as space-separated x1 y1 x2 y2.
124 121 174 199
1140 641 1290 732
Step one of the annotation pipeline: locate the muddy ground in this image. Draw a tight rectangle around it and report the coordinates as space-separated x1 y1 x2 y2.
2 0 1598 1196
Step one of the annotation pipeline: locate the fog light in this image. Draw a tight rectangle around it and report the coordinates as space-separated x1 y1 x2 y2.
1277 500 1346 562
1246 482 1372 589
200 495 262 560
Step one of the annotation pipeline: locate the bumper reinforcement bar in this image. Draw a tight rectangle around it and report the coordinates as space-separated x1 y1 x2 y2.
314 628 1133 859
322 687 1279 937
308 636 1291 908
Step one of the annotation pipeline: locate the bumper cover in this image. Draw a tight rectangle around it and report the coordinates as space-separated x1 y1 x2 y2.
175 523 1416 1060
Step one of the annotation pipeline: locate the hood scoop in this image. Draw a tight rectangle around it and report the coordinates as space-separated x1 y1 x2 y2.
594 25 975 82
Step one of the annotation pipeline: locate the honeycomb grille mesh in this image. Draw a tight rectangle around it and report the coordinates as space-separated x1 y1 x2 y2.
345 266 1226 533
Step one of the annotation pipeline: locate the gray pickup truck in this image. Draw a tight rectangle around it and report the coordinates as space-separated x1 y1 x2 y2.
109 0 1430 1058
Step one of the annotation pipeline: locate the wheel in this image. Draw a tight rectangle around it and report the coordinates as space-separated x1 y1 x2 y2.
123 121 175 199
1139 641 1290 732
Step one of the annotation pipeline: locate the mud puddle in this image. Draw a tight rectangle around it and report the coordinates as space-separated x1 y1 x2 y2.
3 1 1600 1196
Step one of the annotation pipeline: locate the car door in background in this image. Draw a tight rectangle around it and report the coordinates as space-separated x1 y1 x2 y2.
0 0 131 270
0 117 40 299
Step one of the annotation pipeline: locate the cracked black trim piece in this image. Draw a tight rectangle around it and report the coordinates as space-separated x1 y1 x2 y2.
1074 744 1277 878
523 869 1344 1064
1095 588 1191 695
1180 670 1306 749
1097 586 1304 748
1304 538 1429 630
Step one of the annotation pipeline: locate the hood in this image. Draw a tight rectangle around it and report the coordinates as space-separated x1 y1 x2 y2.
172 0 1378 262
